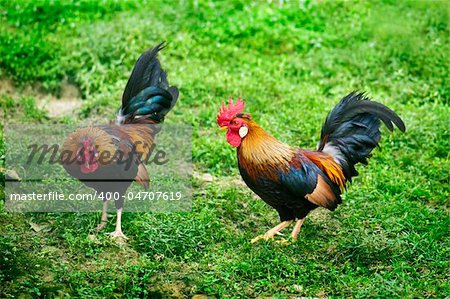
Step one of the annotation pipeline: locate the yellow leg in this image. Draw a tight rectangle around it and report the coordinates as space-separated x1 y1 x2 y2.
291 218 305 241
251 220 293 243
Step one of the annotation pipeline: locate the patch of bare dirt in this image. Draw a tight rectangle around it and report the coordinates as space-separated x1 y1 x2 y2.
36 80 83 117
0 77 83 118
0 77 15 95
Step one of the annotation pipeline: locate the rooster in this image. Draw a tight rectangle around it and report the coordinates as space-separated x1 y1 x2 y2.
217 92 405 243
61 43 178 239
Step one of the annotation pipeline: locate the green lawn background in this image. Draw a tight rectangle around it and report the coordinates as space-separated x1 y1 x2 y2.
0 0 449 298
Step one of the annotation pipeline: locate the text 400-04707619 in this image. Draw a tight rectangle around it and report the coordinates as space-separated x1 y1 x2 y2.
93 191 183 201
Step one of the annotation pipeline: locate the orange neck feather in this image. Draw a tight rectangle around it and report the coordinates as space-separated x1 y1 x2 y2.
238 121 294 181
62 127 116 162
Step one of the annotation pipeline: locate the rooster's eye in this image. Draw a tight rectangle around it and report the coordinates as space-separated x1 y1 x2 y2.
76 149 83 161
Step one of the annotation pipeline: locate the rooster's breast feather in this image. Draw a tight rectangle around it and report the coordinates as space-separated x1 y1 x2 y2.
103 125 151 188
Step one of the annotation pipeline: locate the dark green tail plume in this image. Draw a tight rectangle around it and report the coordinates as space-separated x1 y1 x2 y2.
117 42 179 124
318 91 405 181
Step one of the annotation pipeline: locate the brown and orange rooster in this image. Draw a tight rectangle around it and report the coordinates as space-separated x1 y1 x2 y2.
61 43 178 239
217 93 405 243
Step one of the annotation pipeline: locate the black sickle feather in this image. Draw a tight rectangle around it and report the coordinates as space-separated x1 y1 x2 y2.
319 91 405 150
118 42 179 124
318 91 405 181
122 42 170 107
342 101 406 132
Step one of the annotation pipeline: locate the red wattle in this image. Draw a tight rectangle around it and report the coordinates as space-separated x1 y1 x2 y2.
80 162 99 174
226 129 242 147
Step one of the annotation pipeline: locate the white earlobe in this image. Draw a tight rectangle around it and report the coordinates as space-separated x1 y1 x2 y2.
239 126 248 138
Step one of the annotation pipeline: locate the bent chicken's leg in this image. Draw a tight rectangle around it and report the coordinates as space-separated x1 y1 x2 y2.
251 220 293 243
109 208 128 239
96 200 109 230
291 218 305 241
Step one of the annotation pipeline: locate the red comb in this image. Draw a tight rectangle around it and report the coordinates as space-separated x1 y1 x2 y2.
217 97 245 127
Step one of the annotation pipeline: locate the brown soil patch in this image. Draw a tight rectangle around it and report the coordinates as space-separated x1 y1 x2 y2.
0 77 83 117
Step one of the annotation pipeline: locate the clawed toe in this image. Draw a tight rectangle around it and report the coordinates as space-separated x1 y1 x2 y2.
251 220 294 244
251 234 294 245
250 233 275 243
96 222 107 231
109 230 128 240
250 235 264 243
275 238 292 245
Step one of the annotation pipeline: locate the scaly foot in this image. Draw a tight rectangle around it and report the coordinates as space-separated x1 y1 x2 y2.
109 230 128 240
250 234 271 243
250 220 293 244
96 220 107 231
251 231 284 243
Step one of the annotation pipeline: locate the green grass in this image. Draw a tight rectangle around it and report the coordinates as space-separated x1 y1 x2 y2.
1 0 449 297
